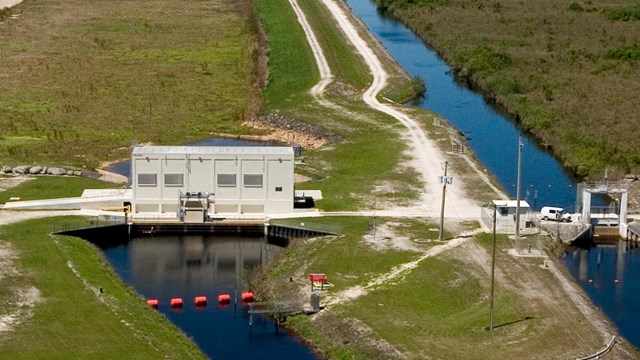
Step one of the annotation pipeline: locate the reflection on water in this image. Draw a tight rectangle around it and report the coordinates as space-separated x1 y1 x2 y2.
564 240 640 347
344 0 604 210
101 235 317 360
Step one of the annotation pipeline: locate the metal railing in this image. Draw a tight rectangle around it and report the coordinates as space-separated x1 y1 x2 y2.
52 217 127 233
268 219 341 236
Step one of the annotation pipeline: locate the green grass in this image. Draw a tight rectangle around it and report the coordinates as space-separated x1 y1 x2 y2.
254 0 423 210
263 217 421 294
603 3 640 21
298 0 372 90
0 176 117 204
254 0 318 108
0 217 205 359
0 0 260 168
337 255 523 359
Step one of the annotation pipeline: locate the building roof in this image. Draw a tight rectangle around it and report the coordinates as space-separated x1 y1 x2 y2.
132 146 294 156
492 200 531 208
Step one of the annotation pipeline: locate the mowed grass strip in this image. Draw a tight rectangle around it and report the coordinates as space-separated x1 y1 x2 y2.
0 176 117 203
255 0 422 211
0 0 258 168
338 233 606 359
0 217 205 359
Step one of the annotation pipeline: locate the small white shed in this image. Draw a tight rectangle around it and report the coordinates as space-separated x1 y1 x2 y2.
131 146 294 217
483 200 533 234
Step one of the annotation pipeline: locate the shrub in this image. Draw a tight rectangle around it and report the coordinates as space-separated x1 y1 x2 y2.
377 0 448 12
605 44 640 61
603 4 640 21
457 43 512 75
569 2 584 12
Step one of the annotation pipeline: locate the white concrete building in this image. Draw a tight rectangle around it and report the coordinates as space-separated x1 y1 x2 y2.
131 146 294 217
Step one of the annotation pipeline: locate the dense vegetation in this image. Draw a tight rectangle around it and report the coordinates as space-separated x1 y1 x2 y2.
376 0 640 178
0 0 261 168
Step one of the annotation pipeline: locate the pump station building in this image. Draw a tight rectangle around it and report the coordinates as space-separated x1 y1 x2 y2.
131 146 294 220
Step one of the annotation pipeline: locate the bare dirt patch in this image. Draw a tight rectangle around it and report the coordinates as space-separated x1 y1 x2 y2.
0 175 34 193
0 241 42 335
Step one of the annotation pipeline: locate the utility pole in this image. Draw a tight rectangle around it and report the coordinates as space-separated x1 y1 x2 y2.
489 203 497 330
515 136 523 247
439 162 452 242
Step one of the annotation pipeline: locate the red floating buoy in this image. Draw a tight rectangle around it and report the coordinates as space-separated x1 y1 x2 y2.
170 297 183 308
146 299 159 308
218 294 231 304
241 291 254 303
195 296 207 306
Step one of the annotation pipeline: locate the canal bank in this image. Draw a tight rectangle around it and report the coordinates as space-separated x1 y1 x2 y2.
339 0 640 353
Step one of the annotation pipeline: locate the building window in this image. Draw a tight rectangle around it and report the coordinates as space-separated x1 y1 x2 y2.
138 173 157 187
164 173 183 187
244 174 263 188
275 186 283 192
217 174 236 187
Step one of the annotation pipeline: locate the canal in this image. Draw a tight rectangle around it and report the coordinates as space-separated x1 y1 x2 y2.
100 234 318 360
344 0 640 350
345 0 581 211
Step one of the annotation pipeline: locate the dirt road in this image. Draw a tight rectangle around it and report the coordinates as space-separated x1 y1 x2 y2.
0 0 22 9
303 0 496 220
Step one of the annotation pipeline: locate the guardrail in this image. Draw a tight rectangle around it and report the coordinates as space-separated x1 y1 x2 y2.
576 336 616 360
53 218 127 234
268 219 341 236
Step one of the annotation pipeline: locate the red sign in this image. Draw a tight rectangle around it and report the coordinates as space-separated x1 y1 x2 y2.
309 273 326 282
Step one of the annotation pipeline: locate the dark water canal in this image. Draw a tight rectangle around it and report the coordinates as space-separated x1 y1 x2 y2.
564 242 640 347
345 0 640 349
346 0 582 211
101 235 318 360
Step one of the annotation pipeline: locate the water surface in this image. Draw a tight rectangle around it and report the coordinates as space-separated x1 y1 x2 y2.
101 235 318 360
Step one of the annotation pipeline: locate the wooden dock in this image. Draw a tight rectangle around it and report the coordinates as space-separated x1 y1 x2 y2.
247 301 302 328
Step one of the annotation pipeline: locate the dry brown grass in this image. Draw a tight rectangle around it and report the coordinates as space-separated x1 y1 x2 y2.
378 0 640 178
0 0 261 168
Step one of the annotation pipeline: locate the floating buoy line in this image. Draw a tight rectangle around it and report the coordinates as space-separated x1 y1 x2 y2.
146 292 255 309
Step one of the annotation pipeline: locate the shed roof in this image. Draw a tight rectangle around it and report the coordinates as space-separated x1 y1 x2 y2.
132 146 294 156
492 200 530 208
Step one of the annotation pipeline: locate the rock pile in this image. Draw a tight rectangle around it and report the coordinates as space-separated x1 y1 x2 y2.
257 113 341 143
624 174 640 213
1 165 99 178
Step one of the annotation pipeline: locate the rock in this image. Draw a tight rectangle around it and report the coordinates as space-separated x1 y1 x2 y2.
29 166 43 174
81 170 100 179
2 165 12 174
66 170 73 176
47 167 67 176
41 166 48 174
624 174 638 181
73 171 82 176
12 165 30 174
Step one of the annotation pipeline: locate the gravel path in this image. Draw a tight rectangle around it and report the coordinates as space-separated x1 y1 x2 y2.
0 0 22 9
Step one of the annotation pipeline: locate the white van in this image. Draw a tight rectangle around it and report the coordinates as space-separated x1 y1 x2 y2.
540 206 571 222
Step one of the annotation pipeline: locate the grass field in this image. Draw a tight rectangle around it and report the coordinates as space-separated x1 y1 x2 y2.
376 0 640 178
0 217 205 359
0 176 117 203
0 0 261 168
264 224 625 359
